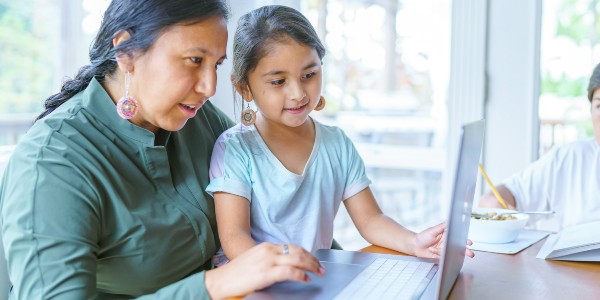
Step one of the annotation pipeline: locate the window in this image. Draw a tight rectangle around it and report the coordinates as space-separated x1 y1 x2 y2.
539 0 597 154
0 0 108 144
299 0 451 249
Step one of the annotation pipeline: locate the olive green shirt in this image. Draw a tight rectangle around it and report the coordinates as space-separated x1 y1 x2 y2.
0 78 234 299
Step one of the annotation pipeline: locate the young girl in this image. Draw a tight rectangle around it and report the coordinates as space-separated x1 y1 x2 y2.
206 5 473 264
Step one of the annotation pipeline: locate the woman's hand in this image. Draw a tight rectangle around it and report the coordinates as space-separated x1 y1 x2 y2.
204 242 326 300
413 223 475 259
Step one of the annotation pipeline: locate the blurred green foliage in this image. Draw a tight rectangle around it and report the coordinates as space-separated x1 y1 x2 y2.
542 0 599 98
574 118 594 137
539 0 596 143
541 73 588 97
556 0 600 46
0 0 56 114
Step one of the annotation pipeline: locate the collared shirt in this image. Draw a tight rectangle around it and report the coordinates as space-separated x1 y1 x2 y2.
0 77 233 299
504 138 600 231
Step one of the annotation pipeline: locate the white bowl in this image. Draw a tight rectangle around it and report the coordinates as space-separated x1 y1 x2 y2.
468 208 529 244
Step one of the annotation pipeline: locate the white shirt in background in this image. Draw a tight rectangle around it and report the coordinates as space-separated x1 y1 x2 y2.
504 138 600 231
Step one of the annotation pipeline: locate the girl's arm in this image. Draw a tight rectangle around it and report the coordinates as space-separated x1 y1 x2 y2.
214 192 257 260
344 188 474 258
343 187 420 255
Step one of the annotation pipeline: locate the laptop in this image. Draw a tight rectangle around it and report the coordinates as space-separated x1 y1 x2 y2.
246 119 485 300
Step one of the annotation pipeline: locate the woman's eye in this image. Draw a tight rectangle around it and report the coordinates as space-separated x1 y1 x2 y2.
190 57 202 64
271 79 285 86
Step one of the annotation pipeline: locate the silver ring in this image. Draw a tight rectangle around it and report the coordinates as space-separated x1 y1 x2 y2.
281 244 289 255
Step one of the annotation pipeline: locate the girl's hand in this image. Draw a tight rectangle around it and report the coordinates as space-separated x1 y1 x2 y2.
413 222 475 259
204 242 326 300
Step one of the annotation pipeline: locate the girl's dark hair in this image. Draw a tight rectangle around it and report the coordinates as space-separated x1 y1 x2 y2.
36 0 230 121
588 62 600 103
231 5 325 89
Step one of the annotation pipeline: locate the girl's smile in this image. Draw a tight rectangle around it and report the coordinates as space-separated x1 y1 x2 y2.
283 102 309 114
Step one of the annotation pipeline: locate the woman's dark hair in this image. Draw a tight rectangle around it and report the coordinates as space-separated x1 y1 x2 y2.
588 62 600 103
231 5 325 89
36 0 230 121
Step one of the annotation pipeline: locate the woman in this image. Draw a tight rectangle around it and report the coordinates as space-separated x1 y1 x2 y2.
0 1 322 299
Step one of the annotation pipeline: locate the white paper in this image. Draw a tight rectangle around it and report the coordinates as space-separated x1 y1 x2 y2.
536 233 558 259
470 230 550 254
536 221 600 261
552 220 600 251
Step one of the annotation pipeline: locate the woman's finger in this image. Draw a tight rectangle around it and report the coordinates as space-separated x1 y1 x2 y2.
275 254 324 276
267 265 312 283
275 243 304 255
274 244 325 276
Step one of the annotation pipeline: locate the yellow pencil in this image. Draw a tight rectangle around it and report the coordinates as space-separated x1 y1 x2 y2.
478 164 509 209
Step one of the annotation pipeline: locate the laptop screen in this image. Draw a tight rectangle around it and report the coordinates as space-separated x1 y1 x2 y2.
436 119 485 299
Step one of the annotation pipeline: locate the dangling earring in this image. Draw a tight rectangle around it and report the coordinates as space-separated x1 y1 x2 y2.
116 71 138 119
314 96 326 111
241 102 256 126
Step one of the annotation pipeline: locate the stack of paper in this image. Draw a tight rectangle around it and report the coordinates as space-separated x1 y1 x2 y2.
536 220 600 261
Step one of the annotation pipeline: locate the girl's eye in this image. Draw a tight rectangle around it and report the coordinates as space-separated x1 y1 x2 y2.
190 57 202 64
271 79 285 86
215 61 223 69
303 72 316 79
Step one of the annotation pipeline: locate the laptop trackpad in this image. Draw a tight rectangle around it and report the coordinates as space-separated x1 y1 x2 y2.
245 261 364 300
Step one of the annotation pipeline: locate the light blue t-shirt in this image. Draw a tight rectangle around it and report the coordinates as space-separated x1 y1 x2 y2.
206 120 371 253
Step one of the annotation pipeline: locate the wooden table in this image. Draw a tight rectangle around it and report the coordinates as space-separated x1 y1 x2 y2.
361 239 600 300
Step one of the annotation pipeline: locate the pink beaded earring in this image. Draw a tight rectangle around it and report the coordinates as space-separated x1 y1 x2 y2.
116 72 138 119
241 102 256 126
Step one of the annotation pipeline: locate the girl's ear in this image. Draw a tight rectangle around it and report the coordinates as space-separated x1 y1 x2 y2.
113 30 134 73
231 76 253 102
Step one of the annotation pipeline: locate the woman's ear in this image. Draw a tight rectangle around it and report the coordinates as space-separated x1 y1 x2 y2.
113 30 134 73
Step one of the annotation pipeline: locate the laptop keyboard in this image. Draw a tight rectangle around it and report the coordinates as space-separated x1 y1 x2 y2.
334 258 435 300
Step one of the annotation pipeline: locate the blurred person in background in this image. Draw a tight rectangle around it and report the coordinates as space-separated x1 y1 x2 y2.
479 62 600 231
